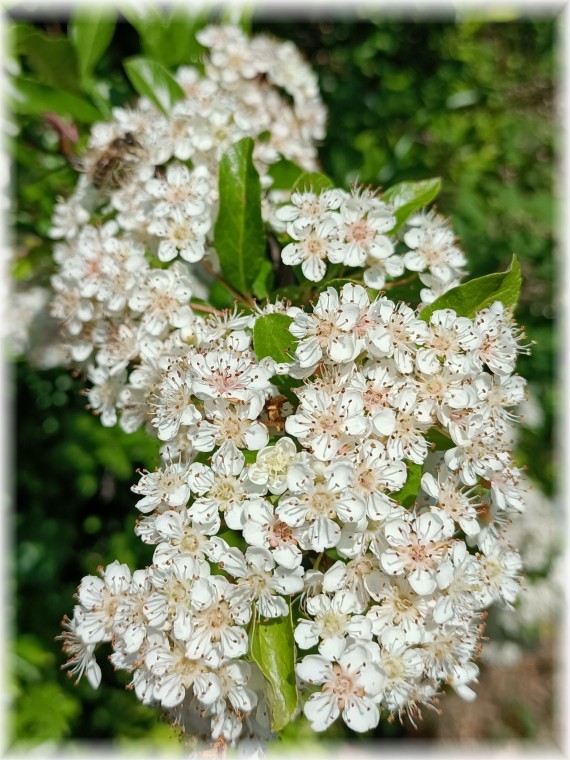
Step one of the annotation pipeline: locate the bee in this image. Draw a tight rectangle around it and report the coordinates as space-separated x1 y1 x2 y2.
264 394 288 432
85 131 143 192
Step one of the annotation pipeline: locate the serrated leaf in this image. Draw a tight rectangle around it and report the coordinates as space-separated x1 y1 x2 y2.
250 604 299 732
391 461 423 507
8 77 100 122
420 255 522 322
214 137 267 295
253 314 297 363
383 177 442 231
124 56 185 114
70 8 117 82
292 172 334 194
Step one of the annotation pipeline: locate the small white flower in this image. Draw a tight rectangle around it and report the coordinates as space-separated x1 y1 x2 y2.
297 644 385 732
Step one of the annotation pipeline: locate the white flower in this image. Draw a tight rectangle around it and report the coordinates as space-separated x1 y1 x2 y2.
247 436 299 495
297 644 385 732
322 554 384 608
150 367 201 441
128 268 193 336
59 610 102 688
188 399 269 455
187 447 267 532
146 638 221 709
289 286 362 368
416 309 481 375
191 349 274 419
367 577 429 643
285 388 368 461
328 190 395 268
420 468 481 536
185 576 250 664
221 546 304 619
76 561 132 643
281 218 337 282
295 590 372 659
374 629 424 711
242 499 303 569
132 461 191 513
380 512 453 595
367 300 429 374
278 458 365 552
148 207 210 264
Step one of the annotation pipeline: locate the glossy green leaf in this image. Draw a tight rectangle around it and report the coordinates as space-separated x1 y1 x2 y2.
121 6 167 60
209 282 238 310
292 172 335 194
383 177 442 231
391 461 423 507
18 33 81 94
124 56 185 114
420 255 522 322
159 7 208 68
425 428 455 451
250 604 299 732
69 8 117 82
9 77 100 122
253 314 297 363
214 137 266 295
122 6 206 68
268 158 305 190
252 259 275 300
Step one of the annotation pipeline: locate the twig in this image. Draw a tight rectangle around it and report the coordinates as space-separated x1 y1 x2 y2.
190 302 224 315
200 259 256 309
383 273 419 289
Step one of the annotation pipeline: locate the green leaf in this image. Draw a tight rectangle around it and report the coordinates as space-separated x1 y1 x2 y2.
250 604 299 732
391 461 423 507
160 7 208 68
383 177 442 231
69 8 117 83
420 255 522 322
209 282 238 310
214 137 267 295
17 32 81 94
253 314 297 363
8 76 100 122
121 6 168 60
252 259 275 300
268 158 305 190
425 428 455 451
122 6 207 68
124 56 185 114
292 172 335 194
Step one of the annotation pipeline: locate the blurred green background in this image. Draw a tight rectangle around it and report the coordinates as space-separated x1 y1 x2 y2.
8 7 557 752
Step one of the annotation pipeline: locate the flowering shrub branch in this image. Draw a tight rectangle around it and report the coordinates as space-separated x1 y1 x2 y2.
37 21 534 753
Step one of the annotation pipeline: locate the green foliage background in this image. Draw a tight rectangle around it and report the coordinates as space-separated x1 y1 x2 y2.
8 7 556 751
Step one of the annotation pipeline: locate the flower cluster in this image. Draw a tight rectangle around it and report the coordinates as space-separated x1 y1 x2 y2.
271 188 467 299
62 280 530 747
33 20 538 753
46 24 325 427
